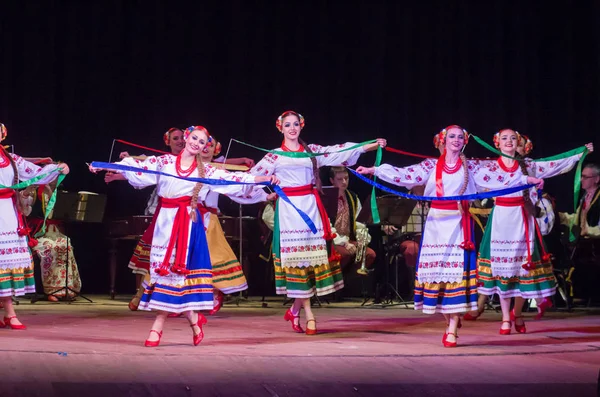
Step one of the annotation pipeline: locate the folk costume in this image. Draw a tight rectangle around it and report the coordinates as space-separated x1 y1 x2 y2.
116 153 260 313
473 134 583 300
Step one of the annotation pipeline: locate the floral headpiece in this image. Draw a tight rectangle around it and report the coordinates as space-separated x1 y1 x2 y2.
184 125 212 143
276 110 305 132
435 124 469 148
493 129 522 149
163 127 182 146
0 123 7 142
206 134 222 157
520 134 533 155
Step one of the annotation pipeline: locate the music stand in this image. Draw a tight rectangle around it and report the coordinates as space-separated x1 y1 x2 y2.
38 191 107 304
357 194 416 308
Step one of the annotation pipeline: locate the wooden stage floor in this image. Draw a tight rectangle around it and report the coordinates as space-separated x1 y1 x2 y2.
1 295 599 397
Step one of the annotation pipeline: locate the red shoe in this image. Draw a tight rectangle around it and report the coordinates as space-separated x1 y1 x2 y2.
191 313 208 346
128 300 139 311
305 319 317 335
511 309 526 333
209 290 224 315
3 316 26 330
535 298 553 320
443 332 458 347
463 308 483 321
499 320 511 335
283 308 304 333
144 329 163 347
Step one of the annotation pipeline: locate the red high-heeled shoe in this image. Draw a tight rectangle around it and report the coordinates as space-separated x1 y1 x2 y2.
443 332 458 347
283 308 304 333
535 298 553 320
191 313 208 346
128 300 139 311
305 319 317 335
4 316 26 330
510 309 526 333
499 320 512 335
144 330 163 347
209 290 224 315
463 308 484 321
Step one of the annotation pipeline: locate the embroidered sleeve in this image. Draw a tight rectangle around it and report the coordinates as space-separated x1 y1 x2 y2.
527 153 582 179
11 154 60 185
374 159 435 190
309 142 366 168
249 152 277 177
116 155 162 189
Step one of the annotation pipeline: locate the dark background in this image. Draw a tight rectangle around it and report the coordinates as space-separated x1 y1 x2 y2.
1 1 598 294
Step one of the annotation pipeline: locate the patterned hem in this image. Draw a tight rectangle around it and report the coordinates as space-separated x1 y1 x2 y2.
276 279 344 298
218 283 248 294
137 301 214 313
478 286 556 299
414 302 478 315
0 285 36 298
128 263 150 275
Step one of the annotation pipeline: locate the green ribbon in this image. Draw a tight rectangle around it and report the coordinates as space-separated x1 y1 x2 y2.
370 146 382 224
231 139 376 158
569 148 589 242
0 169 65 238
471 134 586 162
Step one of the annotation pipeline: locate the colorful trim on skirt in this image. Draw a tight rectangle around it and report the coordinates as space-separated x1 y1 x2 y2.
413 224 478 314
0 264 36 297
128 223 154 275
477 211 556 299
273 259 344 298
138 209 214 313
206 213 247 294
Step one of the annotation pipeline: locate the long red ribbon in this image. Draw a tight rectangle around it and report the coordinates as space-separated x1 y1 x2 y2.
115 139 169 155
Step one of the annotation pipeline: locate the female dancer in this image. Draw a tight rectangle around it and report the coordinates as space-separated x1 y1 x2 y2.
92 126 276 346
199 134 268 314
357 125 542 347
472 129 592 334
250 110 385 335
0 123 70 329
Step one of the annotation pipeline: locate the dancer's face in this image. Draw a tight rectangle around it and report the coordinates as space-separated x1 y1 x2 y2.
445 127 466 154
184 129 209 156
498 129 518 155
169 129 185 155
281 115 302 142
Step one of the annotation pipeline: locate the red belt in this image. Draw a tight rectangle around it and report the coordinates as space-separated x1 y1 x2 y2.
495 196 550 270
156 196 192 276
281 184 336 240
430 200 474 250
0 189 14 199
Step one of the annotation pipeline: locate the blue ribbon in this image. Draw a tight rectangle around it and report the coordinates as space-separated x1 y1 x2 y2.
91 161 317 233
348 168 537 201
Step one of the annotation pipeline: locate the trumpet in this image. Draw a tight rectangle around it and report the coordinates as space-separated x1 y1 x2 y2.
355 227 372 275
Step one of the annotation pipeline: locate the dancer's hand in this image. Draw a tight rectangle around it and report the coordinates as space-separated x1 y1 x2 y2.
243 158 255 168
356 166 375 175
363 138 387 152
585 143 594 153
58 163 70 175
527 176 544 190
266 192 278 201
119 151 130 159
105 172 126 183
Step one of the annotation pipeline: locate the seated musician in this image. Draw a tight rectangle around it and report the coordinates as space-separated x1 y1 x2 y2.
329 167 376 273
558 163 600 304
559 164 600 237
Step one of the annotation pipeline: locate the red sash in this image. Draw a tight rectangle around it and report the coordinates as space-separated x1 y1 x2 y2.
281 184 336 240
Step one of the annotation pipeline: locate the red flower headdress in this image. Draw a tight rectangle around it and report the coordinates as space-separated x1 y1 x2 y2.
276 110 305 132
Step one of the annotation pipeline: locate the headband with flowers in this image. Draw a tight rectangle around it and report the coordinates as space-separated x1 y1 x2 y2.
276 111 305 132
184 125 212 143
163 127 182 146
0 123 7 142
520 134 533 155
206 134 222 157
434 124 469 148
493 129 522 149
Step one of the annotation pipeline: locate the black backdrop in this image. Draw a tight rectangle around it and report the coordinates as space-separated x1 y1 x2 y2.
1 1 599 293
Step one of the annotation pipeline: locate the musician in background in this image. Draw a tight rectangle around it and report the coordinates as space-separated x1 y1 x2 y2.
329 167 376 275
559 164 600 238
